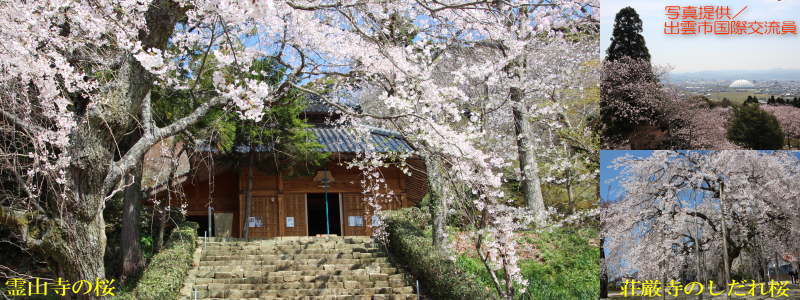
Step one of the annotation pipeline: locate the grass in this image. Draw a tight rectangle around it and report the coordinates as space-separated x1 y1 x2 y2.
456 226 600 299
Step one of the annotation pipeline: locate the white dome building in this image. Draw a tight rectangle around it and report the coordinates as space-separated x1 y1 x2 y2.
729 79 755 88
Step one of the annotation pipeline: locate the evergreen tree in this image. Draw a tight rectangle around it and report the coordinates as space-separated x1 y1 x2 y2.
606 7 651 62
720 97 732 107
768 95 776 105
727 105 785 149
744 95 759 106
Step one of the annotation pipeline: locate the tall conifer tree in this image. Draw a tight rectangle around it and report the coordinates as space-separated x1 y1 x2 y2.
606 7 651 62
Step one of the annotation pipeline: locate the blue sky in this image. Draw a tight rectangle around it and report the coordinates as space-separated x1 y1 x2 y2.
599 150 651 202
600 150 800 203
600 0 800 73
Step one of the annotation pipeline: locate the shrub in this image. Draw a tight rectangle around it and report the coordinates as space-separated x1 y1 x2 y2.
382 208 498 300
114 221 198 300
726 105 785 149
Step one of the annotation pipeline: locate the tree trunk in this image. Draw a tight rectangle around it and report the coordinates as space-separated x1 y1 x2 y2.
566 171 574 214
56 212 107 300
426 156 448 254
511 99 546 226
120 162 145 283
719 182 731 299
774 251 781 281
598 173 608 298
242 148 255 240
600 238 608 298
691 229 703 300
153 202 167 253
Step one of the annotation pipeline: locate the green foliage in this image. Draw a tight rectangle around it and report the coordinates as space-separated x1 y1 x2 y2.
726 105 785 149
456 227 600 300
744 95 759 106
519 227 599 299
114 222 198 300
606 7 650 62
382 208 498 300
151 54 328 174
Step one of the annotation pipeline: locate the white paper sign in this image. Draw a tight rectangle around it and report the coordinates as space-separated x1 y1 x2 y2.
348 216 364 227
286 217 295 228
248 216 263 228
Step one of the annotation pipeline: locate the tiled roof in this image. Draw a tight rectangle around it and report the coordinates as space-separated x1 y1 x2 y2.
219 127 413 153
309 127 413 153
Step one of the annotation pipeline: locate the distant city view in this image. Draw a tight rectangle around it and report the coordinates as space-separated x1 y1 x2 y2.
668 77 800 104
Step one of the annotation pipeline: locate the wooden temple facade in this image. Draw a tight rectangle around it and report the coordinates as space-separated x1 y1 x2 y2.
148 127 428 239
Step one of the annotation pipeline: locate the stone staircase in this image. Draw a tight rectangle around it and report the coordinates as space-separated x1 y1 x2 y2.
179 236 418 300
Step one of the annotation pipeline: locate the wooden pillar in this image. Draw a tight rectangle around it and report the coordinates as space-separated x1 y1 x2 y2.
238 193 244 238
277 173 285 237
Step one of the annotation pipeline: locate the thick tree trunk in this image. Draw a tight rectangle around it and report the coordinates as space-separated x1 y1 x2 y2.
511 99 546 226
120 162 145 283
426 156 448 254
56 213 107 300
242 148 255 240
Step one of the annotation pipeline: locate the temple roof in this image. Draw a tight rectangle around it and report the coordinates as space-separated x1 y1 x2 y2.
309 127 413 153
226 126 414 153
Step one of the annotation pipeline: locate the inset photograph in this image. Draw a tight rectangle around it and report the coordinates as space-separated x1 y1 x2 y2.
600 150 800 299
600 1 800 150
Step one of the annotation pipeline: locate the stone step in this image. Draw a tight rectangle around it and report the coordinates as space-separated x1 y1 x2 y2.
188 273 406 285
199 239 376 248
200 257 388 265
202 248 381 256
195 264 396 274
202 253 381 261
192 287 415 298
199 236 374 244
182 237 418 300
189 278 410 291
198 260 394 269
201 243 379 249
195 270 402 281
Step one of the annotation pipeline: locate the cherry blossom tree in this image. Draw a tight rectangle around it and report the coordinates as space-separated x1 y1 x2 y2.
0 1 598 296
600 56 666 147
673 104 741 150
603 151 800 283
